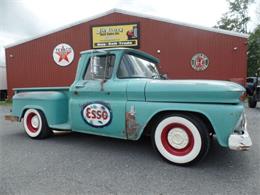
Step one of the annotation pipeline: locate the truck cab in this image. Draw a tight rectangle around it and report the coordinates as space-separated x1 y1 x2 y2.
69 48 161 139
6 48 252 166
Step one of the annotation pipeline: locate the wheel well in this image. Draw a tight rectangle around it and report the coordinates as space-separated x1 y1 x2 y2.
143 111 215 136
21 108 44 120
20 109 28 121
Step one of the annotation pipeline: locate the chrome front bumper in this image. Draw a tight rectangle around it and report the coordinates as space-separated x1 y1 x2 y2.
228 112 252 151
228 130 252 151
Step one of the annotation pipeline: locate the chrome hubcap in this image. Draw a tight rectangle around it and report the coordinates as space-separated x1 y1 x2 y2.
167 128 189 149
31 115 39 129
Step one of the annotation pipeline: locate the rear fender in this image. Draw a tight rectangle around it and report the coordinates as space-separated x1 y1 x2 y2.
12 91 69 126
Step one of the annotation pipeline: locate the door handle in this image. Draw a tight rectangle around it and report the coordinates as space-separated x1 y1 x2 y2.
75 85 85 89
75 81 88 89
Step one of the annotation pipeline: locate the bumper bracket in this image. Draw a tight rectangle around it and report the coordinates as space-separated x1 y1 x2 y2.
228 130 252 151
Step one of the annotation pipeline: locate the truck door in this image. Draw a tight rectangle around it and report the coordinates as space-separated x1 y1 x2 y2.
70 54 128 139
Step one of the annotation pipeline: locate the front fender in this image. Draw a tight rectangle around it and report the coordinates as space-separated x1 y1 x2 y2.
126 102 244 147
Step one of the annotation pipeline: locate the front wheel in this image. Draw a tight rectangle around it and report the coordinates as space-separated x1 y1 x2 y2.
23 109 52 139
152 113 210 166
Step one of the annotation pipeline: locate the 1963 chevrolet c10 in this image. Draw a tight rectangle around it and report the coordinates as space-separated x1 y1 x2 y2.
5 48 252 166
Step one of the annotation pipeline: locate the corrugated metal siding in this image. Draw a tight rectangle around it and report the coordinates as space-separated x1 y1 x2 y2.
5 12 247 97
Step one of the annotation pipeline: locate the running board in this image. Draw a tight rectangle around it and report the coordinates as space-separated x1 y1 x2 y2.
50 123 71 130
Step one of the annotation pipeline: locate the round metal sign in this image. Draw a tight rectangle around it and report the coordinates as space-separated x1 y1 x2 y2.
191 53 209 71
82 102 112 128
53 43 74 66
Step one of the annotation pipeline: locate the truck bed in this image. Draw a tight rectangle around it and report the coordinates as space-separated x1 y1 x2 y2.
14 86 70 93
12 87 70 128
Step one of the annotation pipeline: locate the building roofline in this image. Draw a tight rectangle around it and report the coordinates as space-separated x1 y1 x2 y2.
5 9 116 48
5 8 249 49
117 9 249 38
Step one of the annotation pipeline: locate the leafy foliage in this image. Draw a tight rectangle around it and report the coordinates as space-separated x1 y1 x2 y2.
247 25 260 76
215 0 260 76
215 0 252 33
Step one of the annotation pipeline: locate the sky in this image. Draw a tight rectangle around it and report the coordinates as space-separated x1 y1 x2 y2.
0 0 259 66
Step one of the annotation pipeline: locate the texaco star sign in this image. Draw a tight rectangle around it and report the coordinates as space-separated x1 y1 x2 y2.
53 43 74 66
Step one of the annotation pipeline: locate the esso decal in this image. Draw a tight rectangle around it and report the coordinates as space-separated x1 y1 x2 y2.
82 103 112 127
53 43 74 66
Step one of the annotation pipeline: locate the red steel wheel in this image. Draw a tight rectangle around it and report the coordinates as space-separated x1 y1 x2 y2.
23 109 51 139
160 123 195 157
152 114 210 166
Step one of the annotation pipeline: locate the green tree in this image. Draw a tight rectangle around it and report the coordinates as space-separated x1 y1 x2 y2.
215 0 252 33
247 25 260 76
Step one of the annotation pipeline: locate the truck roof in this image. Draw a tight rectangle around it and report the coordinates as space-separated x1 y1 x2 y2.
80 48 160 64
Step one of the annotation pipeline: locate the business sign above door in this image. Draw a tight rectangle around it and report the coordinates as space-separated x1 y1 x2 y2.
91 23 139 49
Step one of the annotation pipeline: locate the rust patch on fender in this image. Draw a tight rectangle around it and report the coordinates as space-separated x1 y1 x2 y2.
126 106 141 139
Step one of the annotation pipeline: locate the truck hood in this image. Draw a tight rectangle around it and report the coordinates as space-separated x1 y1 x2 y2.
145 80 245 104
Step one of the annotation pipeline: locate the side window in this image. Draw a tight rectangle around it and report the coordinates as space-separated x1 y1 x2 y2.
84 55 115 80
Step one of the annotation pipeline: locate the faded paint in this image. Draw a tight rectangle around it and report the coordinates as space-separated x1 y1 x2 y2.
8 48 251 148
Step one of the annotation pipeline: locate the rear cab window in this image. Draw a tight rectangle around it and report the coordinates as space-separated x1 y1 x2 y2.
84 55 115 80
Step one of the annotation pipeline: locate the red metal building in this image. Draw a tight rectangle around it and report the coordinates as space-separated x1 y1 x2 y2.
5 9 248 98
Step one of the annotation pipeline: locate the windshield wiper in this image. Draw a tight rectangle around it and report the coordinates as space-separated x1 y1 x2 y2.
151 74 161 79
122 76 148 79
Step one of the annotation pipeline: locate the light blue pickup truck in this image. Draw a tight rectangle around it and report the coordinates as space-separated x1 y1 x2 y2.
6 48 252 166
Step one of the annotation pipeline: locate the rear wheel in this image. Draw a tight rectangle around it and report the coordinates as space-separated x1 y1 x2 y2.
248 96 257 108
152 113 210 166
23 109 52 139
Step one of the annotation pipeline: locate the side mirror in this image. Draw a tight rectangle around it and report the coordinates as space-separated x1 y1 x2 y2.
161 74 168 80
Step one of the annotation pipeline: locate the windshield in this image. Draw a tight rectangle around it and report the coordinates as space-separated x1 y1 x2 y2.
117 54 161 79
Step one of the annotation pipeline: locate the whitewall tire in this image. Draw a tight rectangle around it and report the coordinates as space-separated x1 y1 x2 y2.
152 113 210 166
23 109 51 139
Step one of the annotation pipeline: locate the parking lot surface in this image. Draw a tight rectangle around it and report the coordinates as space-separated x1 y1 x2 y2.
0 104 260 194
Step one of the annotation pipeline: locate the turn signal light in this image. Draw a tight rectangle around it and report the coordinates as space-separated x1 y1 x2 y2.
240 92 247 102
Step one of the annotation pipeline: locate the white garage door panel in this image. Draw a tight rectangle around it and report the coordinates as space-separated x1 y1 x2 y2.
0 66 7 90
